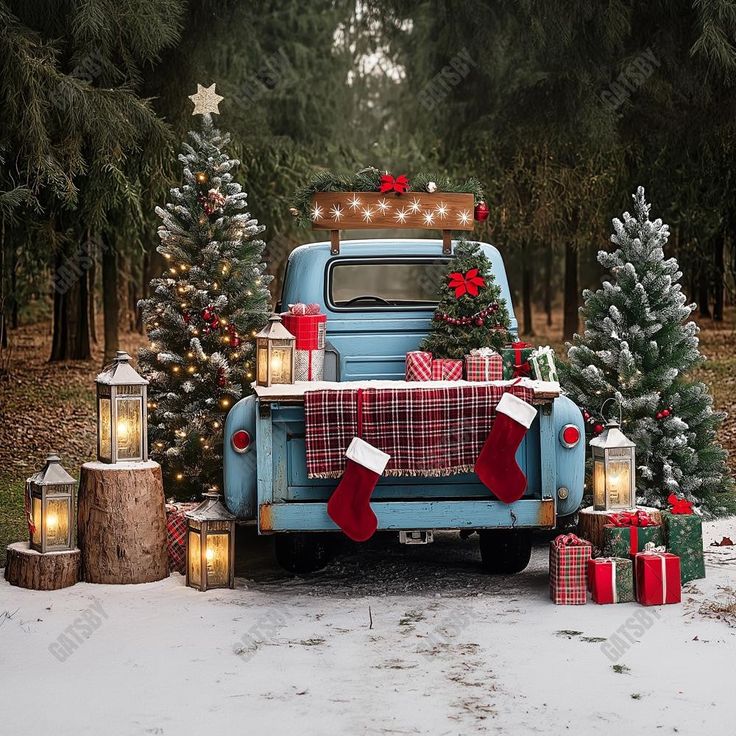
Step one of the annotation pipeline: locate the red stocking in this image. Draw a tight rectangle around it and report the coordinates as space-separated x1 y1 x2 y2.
475 392 537 504
327 437 390 542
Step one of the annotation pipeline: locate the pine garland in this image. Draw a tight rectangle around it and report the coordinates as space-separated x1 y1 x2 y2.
292 167 484 226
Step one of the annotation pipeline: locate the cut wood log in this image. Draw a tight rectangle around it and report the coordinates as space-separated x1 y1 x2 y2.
577 505 662 552
4 542 79 590
77 460 168 584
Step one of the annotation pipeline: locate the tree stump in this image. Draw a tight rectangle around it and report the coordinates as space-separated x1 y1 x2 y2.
577 506 662 551
77 460 169 584
4 543 80 590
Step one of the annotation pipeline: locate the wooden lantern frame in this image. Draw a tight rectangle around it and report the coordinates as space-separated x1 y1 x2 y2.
185 492 236 591
310 191 476 255
96 351 149 464
28 454 76 553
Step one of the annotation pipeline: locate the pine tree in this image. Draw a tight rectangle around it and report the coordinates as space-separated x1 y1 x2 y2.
421 238 512 359
562 187 735 516
138 115 271 496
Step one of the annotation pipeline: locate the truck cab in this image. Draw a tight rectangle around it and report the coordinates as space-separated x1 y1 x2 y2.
224 239 585 573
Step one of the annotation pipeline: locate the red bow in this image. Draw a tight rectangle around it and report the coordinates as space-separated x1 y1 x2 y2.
448 268 486 298
608 510 652 527
379 173 409 194
667 494 694 515
553 533 591 548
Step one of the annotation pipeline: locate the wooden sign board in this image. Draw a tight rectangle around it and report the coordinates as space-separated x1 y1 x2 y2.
310 191 475 255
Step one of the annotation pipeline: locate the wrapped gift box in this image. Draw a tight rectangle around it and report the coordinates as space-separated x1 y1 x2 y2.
465 349 503 381
602 510 664 557
635 551 682 605
587 557 635 604
431 358 463 381
662 511 705 583
550 533 592 604
501 342 534 379
281 304 326 351
405 351 432 381
165 502 199 574
295 348 324 381
529 345 559 383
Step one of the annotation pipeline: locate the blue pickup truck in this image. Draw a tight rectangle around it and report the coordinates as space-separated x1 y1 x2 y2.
223 238 584 573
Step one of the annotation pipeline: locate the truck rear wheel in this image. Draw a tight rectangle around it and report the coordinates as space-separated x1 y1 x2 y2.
478 530 533 574
274 533 333 575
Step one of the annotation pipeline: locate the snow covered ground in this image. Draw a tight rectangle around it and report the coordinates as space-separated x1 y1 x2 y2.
1 518 734 736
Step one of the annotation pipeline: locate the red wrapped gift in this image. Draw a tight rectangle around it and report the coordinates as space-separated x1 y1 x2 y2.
587 557 635 604
431 358 463 381
281 303 326 351
405 351 432 381
635 550 681 605
165 502 199 574
465 349 503 381
549 533 592 605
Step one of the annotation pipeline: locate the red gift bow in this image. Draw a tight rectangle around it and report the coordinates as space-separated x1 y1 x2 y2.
553 533 591 548
289 303 321 316
448 269 486 298
379 173 409 194
667 493 694 515
608 510 653 527
512 341 532 377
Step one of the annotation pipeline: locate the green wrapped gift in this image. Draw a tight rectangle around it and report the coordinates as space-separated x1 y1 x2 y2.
662 511 705 583
501 342 534 379
602 523 664 558
529 345 559 383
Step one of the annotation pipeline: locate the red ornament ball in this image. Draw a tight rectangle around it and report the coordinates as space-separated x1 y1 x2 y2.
593 423 604 435
231 336 241 347
661 409 670 418
202 307 212 322
474 201 490 222
474 317 484 327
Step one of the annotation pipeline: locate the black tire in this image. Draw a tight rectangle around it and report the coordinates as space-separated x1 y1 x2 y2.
274 533 333 574
478 529 533 574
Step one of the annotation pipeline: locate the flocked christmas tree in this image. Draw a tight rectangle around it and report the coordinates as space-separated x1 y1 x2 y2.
562 187 734 516
421 237 512 359
138 85 271 495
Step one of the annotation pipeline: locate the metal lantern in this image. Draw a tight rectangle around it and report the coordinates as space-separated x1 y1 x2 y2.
185 492 236 591
255 314 295 387
96 350 148 463
590 417 636 511
28 454 76 553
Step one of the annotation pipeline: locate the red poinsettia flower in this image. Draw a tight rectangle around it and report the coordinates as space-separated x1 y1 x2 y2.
448 268 486 298
379 173 409 194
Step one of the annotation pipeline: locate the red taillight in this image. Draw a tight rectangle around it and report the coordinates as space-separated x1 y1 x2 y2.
231 429 251 453
560 424 581 448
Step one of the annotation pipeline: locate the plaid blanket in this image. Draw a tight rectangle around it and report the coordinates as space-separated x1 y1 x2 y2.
304 384 534 478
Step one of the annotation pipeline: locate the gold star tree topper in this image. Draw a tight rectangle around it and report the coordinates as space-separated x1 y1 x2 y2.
189 83 224 115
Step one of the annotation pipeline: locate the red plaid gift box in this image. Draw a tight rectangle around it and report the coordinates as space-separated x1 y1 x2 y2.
635 549 681 605
165 502 198 574
465 349 503 381
431 358 463 381
281 304 326 351
405 351 432 381
550 533 592 604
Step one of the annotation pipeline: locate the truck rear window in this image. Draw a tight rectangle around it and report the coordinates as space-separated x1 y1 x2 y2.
328 258 448 308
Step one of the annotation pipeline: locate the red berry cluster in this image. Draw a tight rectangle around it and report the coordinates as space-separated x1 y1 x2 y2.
200 307 241 346
656 407 672 420
217 367 227 387
434 303 499 327
198 189 226 217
